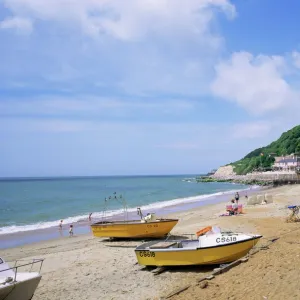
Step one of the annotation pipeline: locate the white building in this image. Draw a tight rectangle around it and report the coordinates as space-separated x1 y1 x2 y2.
273 155 300 171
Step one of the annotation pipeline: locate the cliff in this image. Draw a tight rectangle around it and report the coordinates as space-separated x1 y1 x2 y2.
213 165 236 177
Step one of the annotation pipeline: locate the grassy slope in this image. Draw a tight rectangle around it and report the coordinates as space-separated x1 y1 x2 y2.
231 125 300 175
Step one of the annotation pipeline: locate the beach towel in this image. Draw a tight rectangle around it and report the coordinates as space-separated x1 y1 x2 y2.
219 213 244 217
226 205 232 211
225 204 243 215
219 213 230 217
238 204 243 213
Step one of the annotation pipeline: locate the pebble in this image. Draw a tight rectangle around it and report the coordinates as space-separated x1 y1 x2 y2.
199 281 208 289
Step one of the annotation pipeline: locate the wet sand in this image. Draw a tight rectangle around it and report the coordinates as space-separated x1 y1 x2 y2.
2 184 300 300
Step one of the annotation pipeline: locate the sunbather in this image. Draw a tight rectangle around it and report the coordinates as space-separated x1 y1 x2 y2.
232 200 238 215
226 199 236 215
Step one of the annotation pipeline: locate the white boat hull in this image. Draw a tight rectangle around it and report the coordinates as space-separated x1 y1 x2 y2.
0 274 41 300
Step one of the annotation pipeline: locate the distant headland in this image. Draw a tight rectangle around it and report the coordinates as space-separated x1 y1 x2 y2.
198 125 300 186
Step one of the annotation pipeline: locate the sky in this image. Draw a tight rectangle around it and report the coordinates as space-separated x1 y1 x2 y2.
1 0 300 177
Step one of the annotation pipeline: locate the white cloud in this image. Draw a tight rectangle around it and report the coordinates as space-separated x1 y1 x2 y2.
292 51 300 69
211 51 297 114
2 0 235 39
0 0 236 96
0 16 32 33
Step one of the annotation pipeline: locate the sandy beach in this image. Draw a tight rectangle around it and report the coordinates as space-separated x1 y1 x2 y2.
2 184 300 300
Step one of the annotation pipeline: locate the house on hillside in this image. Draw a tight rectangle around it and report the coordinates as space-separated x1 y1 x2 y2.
273 155 300 171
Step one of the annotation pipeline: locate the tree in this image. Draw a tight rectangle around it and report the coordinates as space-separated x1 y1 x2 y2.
232 125 300 174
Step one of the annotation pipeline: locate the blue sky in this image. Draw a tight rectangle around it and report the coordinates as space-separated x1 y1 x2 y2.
0 0 300 177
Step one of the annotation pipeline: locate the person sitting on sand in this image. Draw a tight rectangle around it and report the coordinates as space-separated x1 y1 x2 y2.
232 200 239 215
226 200 236 215
69 225 74 237
59 220 63 229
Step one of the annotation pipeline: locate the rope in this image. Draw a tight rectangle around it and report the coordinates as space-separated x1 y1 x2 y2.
251 226 300 253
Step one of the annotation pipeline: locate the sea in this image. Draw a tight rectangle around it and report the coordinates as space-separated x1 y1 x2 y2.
0 175 256 248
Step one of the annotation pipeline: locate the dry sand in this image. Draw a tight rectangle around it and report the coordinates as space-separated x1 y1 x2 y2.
2 185 300 300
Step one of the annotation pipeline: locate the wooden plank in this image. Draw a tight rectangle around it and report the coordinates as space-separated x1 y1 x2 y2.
104 244 137 248
162 237 284 299
139 266 155 271
162 250 272 299
240 257 248 262
165 259 244 298
212 268 222 276
212 259 242 276
249 237 279 256
165 284 191 299
152 266 168 275
196 276 208 284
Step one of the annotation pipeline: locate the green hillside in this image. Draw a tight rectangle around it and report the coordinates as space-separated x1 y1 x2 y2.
232 125 300 175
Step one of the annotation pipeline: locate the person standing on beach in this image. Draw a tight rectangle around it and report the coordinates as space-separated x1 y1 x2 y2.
89 213 93 221
59 219 63 229
69 225 74 237
235 192 240 204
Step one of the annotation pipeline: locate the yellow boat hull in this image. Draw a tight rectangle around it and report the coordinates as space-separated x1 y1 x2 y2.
91 219 178 238
135 237 261 266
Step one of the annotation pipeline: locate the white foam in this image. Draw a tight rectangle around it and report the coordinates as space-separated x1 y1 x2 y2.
0 209 124 235
0 185 257 235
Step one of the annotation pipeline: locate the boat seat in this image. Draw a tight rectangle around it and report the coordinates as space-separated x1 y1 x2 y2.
288 205 298 210
149 241 179 249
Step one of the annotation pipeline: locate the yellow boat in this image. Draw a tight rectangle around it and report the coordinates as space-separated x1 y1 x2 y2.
91 194 178 238
135 228 262 266
91 218 178 238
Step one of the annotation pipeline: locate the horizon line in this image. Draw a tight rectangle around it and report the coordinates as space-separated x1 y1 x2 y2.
0 173 206 181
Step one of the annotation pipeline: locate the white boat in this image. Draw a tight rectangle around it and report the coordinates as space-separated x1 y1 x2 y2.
135 227 262 266
0 257 44 300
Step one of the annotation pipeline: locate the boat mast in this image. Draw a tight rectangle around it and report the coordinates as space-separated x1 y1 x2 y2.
102 192 128 221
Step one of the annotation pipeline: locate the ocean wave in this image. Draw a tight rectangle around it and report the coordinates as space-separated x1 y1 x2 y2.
0 185 256 235
182 177 197 183
0 209 124 235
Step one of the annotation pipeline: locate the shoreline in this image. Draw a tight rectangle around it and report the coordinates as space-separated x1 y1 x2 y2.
2 184 299 300
0 185 262 249
198 170 300 186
